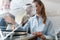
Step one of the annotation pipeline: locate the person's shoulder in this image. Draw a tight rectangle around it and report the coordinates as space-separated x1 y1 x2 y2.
29 15 35 19
46 18 52 24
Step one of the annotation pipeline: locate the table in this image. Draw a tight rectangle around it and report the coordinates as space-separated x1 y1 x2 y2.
1 30 36 40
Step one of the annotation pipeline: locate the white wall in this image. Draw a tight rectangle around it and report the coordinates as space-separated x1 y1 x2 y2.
42 0 60 34
45 0 60 3
0 0 3 9
40 0 60 16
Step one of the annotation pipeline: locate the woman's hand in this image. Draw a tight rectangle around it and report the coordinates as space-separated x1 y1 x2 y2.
33 32 43 37
33 32 46 40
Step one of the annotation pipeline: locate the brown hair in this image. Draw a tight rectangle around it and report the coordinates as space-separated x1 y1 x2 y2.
33 0 47 24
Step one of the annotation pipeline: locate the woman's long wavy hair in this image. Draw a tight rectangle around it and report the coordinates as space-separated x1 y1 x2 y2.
33 0 47 24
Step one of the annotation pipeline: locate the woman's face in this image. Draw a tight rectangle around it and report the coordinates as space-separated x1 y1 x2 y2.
35 2 42 14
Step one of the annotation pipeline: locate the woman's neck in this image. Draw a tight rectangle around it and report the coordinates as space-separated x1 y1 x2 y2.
36 13 41 18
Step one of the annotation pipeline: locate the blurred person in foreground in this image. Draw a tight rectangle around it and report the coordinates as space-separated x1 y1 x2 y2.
21 4 35 26
4 13 15 30
0 13 15 30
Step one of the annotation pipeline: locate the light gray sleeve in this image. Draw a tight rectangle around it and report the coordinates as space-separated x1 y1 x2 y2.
44 20 55 39
15 19 30 31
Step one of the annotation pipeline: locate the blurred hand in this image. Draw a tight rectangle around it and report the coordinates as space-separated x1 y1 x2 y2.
4 15 15 25
32 32 46 40
33 32 43 37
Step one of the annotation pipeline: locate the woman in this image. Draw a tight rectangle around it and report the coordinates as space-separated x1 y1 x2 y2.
8 0 54 40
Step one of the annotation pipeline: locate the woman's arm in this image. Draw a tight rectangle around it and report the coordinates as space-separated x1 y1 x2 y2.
12 21 30 32
40 20 54 40
44 20 55 40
